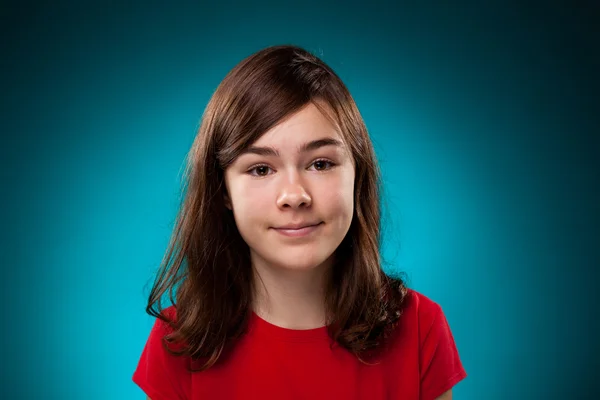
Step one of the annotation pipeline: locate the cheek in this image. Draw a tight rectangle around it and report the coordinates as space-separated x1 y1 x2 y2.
318 171 355 219
229 181 271 221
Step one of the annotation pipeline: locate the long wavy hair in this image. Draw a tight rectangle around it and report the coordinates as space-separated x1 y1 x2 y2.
145 44 408 372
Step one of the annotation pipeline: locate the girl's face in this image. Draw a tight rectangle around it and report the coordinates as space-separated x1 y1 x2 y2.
224 103 355 273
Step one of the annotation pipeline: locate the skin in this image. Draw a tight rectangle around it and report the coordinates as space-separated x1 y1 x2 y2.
223 102 355 330
145 104 455 400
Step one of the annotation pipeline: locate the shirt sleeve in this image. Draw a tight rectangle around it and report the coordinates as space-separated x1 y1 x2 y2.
419 303 467 400
132 311 191 400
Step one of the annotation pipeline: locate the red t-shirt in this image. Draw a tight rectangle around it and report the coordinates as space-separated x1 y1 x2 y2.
132 289 466 399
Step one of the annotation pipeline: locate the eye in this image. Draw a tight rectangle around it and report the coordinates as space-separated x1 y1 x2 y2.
310 159 335 171
247 164 273 177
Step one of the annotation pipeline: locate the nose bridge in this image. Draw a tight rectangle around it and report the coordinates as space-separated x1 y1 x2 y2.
276 167 311 208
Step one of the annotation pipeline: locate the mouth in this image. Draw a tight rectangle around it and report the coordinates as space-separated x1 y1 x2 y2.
271 222 323 238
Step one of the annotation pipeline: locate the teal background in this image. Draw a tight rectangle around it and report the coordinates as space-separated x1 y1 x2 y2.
2 1 598 399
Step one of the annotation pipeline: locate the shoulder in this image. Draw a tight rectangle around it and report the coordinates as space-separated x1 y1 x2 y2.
387 288 448 349
139 304 190 366
146 305 181 347
402 288 443 324
132 305 192 399
153 305 178 327
385 288 467 398
161 305 178 323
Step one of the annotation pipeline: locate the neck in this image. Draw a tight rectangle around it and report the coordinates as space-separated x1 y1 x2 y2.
250 255 333 330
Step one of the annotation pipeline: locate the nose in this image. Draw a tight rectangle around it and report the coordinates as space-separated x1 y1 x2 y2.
276 175 312 209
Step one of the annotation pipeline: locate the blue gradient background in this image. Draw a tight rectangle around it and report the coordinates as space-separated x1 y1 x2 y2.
2 1 598 399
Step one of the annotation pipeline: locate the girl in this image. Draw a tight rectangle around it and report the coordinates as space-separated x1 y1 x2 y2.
132 45 466 400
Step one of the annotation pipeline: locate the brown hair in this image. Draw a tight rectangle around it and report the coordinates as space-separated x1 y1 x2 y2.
145 44 408 371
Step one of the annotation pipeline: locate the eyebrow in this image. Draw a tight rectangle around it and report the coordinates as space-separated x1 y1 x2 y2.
241 137 344 157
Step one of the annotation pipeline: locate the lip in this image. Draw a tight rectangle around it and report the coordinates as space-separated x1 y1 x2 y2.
272 222 323 238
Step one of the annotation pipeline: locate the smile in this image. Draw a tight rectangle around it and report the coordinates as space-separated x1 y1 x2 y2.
272 222 323 238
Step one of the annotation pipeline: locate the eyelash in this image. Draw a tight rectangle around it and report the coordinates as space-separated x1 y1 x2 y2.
246 158 336 177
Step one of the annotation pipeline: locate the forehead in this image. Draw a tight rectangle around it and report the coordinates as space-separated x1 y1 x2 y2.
252 103 345 149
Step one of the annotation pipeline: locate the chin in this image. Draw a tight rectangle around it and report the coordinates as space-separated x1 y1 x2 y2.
266 250 334 271
277 260 326 271
252 248 327 271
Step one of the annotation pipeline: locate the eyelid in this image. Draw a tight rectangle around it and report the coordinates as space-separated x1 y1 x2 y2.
308 158 336 170
245 163 275 177
246 162 271 171
245 157 336 177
